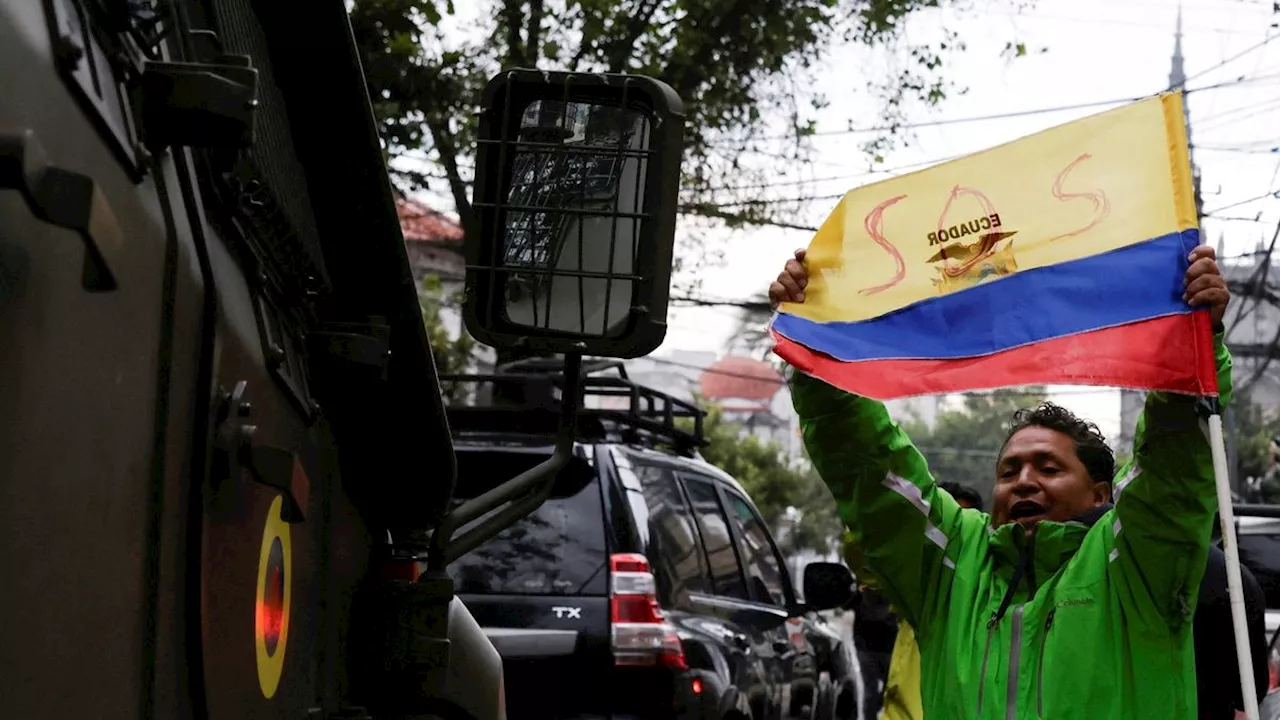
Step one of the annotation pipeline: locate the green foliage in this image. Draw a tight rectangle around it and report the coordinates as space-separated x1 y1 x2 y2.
1232 388 1280 482
350 0 1037 283
418 273 475 402
350 0 483 232
692 404 843 553
1118 389 1278 496
897 387 1048 506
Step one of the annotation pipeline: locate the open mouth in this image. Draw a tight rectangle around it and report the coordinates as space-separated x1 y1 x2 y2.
1008 500 1047 523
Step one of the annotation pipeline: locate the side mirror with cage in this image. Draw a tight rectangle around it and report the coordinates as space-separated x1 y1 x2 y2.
463 69 684 358
427 70 686 571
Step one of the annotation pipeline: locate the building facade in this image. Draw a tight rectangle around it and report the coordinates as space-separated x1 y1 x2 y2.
396 195 496 374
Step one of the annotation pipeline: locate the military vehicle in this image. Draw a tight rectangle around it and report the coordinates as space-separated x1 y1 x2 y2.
0 0 684 717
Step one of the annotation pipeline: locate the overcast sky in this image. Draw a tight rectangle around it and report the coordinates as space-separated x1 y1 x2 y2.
421 0 1280 440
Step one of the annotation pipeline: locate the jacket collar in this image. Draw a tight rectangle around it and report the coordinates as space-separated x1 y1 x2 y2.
986 502 1113 584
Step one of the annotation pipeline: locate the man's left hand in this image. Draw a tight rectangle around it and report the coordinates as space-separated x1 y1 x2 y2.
1184 245 1230 330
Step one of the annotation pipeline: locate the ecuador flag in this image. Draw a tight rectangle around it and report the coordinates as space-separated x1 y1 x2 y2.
771 91 1219 401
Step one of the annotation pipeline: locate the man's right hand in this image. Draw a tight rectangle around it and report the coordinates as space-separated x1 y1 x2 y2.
769 248 810 310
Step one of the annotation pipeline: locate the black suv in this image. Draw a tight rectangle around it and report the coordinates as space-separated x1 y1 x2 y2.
440 363 859 720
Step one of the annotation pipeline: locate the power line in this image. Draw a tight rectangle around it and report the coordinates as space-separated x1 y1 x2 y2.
756 74 1277 140
694 142 1279 207
680 89 1280 223
672 295 770 310
690 178 1280 220
1182 31 1280 87
677 205 820 232
685 153 968 196
1209 215 1276 222
1204 189 1280 215
405 80 1280 220
1195 146 1280 154
700 128 1280 197
1194 97 1280 132
697 178 1280 215
695 193 847 209
981 7 1268 36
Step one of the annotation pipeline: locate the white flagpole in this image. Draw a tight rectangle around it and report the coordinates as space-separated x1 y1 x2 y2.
1208 411 1260 720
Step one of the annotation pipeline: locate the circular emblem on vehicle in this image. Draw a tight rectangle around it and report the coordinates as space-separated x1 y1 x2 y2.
255 496 292 699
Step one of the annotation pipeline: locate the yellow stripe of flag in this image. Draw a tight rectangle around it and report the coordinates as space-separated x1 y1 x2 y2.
782 92 1198 324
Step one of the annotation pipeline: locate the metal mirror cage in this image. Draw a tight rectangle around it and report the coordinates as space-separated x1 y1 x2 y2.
465 68 686 359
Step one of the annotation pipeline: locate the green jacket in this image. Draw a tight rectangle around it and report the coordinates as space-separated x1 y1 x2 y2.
791 336 1232 720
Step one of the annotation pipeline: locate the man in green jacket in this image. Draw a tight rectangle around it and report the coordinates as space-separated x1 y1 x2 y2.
768 245 1232 719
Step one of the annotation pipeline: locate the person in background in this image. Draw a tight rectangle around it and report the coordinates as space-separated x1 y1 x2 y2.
845 482 983 720
845 535 898 720
878 482 983 720
1256 437 1280 504
1195 523 1268 719
937 482 984 512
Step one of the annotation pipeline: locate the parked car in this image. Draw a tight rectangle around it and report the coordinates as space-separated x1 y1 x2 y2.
439 362 859 719
796 608 861 720
1233 508 1280 637
1220 505 1280 716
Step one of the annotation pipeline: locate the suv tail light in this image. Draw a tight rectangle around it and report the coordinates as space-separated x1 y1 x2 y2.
610 553 687 670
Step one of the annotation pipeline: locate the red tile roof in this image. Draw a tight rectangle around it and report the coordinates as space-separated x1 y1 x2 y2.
699 356 783 402
397 197 464 244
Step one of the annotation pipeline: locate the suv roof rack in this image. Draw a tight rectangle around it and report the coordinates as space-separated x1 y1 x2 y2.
496 355 632 378
440 359 708 455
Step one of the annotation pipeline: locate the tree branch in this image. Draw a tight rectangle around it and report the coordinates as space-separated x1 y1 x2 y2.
606 0 663 72
668 0 751 100
502 0 526 66
426 117 477 239
527 0 545 65
567 39 593 71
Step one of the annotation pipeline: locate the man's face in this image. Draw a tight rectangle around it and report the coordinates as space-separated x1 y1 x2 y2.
991 425 1110 528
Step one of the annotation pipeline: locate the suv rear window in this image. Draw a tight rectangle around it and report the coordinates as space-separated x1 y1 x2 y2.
449 448 609 596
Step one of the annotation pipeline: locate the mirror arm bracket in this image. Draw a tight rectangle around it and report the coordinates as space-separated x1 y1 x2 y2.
427 352 584 570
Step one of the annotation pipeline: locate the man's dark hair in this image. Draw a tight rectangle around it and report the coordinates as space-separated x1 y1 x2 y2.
1002 401 1116 485
938 481 984 511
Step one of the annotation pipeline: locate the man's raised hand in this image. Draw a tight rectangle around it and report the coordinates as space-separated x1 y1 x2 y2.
769 248 810 310
1184 245 1230 329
